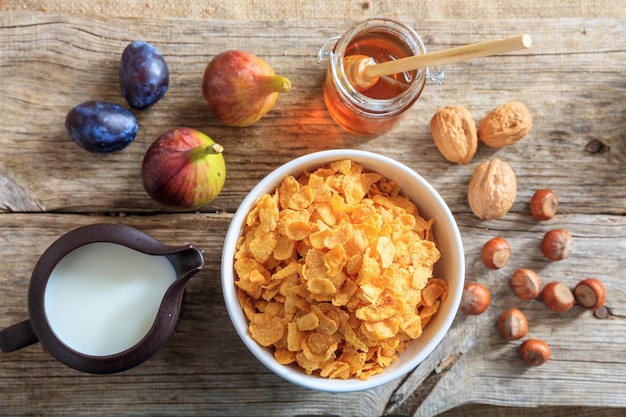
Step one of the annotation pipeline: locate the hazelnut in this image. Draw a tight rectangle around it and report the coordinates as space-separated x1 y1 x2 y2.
497 308 529 340
542 281 574 313
519 339 550 366
574 278 606 311
541 228 573 261
478 101 533 148
430 105 477 165
460 282 491 315
481 237 511 270
509 268 541 300
468 158 517 220
530 189 559 221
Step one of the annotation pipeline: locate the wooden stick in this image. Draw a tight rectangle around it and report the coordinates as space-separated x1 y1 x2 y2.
364 34 532 79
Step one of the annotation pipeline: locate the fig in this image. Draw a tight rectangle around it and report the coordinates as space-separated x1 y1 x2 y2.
142 127 226 210
202 50 291 127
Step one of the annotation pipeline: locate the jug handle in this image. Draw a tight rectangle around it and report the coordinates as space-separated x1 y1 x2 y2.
0 319 39 352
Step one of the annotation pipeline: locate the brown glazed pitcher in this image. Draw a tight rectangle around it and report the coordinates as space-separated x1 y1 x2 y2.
0 223 204 374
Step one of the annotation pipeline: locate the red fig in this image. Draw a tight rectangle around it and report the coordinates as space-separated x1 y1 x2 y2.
202 50 291 127
142 127 226 210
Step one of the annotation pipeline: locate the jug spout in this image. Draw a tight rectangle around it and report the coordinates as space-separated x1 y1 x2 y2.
166 245 204 283
146 245 203 358
158 245 204 314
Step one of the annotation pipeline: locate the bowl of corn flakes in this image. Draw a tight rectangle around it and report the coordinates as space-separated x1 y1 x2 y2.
221 149 464 392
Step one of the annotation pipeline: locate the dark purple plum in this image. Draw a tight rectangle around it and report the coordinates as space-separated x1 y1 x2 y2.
119 41 169 110
65 101 138 153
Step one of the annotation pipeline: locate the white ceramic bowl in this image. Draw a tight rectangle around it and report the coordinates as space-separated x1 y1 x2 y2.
221 150 464 392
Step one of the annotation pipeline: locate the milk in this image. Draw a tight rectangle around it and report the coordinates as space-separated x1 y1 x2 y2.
44 242 176 356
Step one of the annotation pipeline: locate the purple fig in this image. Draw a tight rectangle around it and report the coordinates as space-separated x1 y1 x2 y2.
142 127 226 210
202 50 291 127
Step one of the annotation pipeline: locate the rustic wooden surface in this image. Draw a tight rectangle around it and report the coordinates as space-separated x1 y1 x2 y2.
0 11 625 417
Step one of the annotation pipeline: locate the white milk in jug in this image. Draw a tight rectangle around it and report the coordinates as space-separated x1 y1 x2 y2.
44 242 176 356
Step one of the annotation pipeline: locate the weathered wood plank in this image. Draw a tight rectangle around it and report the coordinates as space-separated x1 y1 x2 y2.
0 213 394 417
0 211 625 416
393 213 626 416
0 12 625 417
0 14 624 215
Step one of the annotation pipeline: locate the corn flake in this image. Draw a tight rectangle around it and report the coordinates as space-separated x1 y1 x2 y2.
233 160 448 380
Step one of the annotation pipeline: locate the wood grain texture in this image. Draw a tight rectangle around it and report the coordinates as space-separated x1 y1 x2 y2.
3 0 625 20
0 12 625 417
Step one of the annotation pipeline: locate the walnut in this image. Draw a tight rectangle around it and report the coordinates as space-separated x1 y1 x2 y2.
468 158 517 219
430 106 477 164
478 101 532 148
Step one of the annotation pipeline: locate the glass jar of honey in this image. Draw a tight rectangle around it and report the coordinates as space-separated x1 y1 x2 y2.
318 17 444 137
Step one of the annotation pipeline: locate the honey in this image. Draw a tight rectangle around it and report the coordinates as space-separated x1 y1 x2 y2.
318 18 442 137
344 31 416 99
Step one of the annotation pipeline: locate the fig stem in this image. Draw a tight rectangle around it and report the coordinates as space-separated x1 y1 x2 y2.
258 75 292 93
210 143 224 154
188 143 223 162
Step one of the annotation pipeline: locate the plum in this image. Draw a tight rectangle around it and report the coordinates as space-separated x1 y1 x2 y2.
65 101 138 153
119 41 169 110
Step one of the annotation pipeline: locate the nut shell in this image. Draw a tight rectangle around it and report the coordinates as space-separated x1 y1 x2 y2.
520 339 550 366
481 237 511 270
542 281 574 313
530 189 559 221
497 308 529 341
509 268 541 300
430 106 477 164
468 158 517 220
541 229 573 261
460 282 491 315
574 278 606 310
478 101 532 148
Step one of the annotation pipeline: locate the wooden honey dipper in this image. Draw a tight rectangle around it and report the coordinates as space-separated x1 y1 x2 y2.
344 34 532 91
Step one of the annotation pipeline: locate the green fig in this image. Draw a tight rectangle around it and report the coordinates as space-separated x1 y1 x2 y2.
142 127 226 210
202 50 291 127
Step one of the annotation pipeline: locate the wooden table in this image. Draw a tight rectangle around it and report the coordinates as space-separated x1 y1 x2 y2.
0 11 624 417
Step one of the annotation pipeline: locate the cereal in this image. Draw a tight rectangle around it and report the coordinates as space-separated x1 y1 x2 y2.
234 160 447 380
